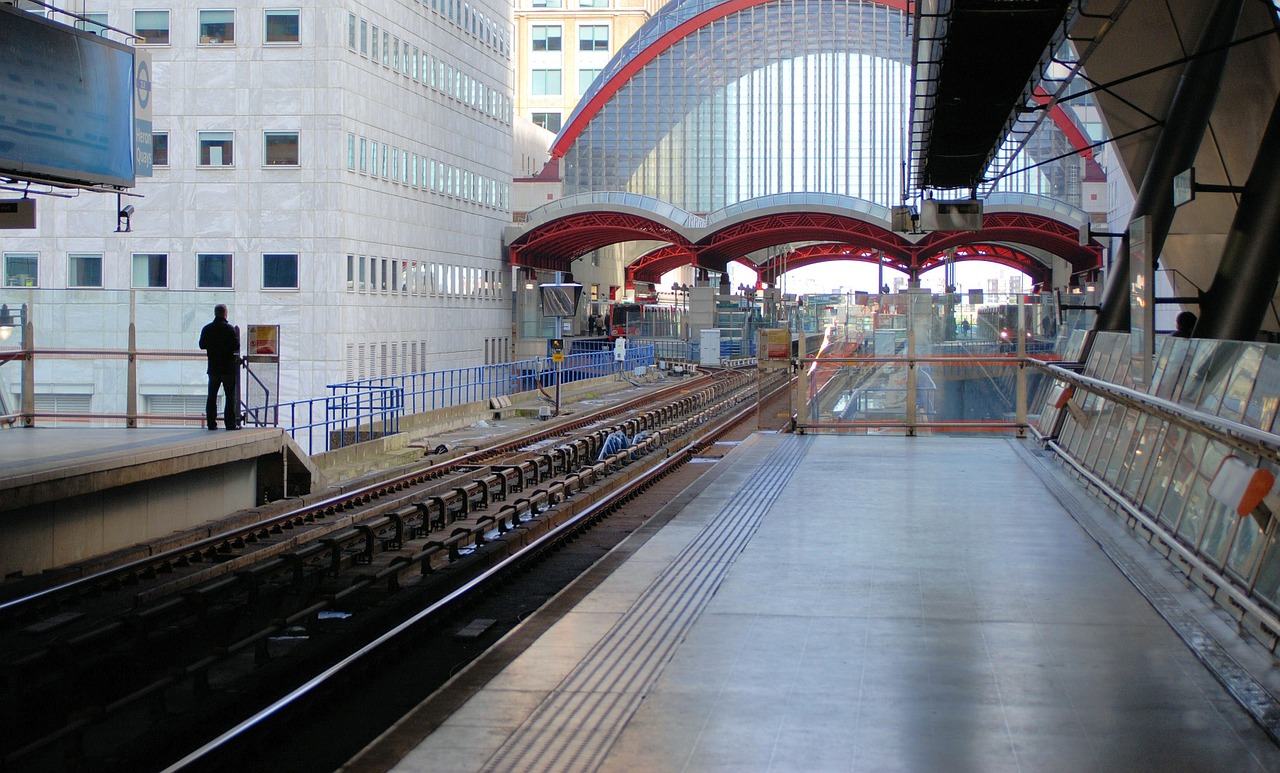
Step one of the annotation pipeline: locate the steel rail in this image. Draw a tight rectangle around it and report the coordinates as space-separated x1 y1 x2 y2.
0 373 727 619
1 370 766 769
157 369 785 772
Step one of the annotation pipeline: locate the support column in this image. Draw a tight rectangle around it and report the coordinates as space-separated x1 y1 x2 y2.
1094 0 1244 331
1193 94 1280 340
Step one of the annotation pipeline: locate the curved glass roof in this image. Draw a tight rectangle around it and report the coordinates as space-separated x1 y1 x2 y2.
524 191 707 230
557 0 1087 216
708 192 892 226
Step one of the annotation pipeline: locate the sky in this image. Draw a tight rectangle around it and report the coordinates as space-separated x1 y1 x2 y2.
721 259 1031 297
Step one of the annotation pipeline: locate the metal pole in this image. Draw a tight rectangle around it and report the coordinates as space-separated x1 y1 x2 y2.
1194 91 1280 340
906 296 917 436
1016 294 1027 436
555 320 562 416
127 321 138 428
1095 0 1245 331
20 304 33 428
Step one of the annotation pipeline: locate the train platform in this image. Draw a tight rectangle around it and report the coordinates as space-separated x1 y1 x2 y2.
346 433 1280 772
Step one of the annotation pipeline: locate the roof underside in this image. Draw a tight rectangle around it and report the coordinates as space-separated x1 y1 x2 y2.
914 0 1073 191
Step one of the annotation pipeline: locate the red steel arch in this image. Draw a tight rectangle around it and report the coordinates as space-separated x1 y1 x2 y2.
508 211 691 273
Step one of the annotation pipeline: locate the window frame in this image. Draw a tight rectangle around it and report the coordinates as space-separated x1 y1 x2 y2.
131 253 168 289
264 9 300 44
578 68 602 95
263 131 300 167
196 253 234 289
578 24 608 51
531 24 562 52
4 253 38 288
531 68 562 96
68 253 104 289
152 131 169 167
198 131 235 167
262 253 299 290
198 9 235 45
134 9 170 45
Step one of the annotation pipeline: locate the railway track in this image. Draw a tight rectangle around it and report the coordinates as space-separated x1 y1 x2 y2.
0 366 789 772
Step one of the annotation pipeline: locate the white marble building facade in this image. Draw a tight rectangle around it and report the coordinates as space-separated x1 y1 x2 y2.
1 0 516 417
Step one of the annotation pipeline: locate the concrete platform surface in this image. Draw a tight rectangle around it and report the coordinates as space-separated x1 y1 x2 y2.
350 434 1280 773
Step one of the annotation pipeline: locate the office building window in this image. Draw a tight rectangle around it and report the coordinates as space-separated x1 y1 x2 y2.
531 111 562 133
264 131 299 166
135 10 170 44
77 12 108 34
348 13 356 49
132 253 167 288
68 253 103 288
532 0 562 7
359 137 368 172
263 253 298 289
198 10 234 44
532 25 561 52
531 69 561 96
360 19 367 54
382 30 389 66
152 132 169 166
371 25 378 60
265 9 299 43
579 0 608 6
579 25 608 51
199 131 234 166
197 253 232 288
347 134 355 170
4 253 37 287
578 68 602 94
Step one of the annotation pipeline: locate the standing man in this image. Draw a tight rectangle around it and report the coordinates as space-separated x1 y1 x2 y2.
199 304 241 430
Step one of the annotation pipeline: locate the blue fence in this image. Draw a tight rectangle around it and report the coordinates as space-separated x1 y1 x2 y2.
268 345 655 455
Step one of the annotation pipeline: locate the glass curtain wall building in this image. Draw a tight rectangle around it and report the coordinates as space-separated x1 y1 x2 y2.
560 0 1091 212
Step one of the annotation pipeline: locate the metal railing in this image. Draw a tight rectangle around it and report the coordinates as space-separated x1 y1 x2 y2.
267 345 656 454
1028 331 1280 649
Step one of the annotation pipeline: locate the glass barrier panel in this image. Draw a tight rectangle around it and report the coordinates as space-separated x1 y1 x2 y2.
1120 416 1163 500
1082 399 1120 472
1143 425 1187 522
1103 408 1140 482
1165 433 1208 534
1219 343 1263 422
1178 340 1219 408
1244 346 1280 431
1228 471 1279 585
1247 528 1280 610
1190 441 1233 567
1155 336 1192 400
1196 341 1243 416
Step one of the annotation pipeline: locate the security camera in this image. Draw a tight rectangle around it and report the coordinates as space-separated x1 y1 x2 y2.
119 205 135 217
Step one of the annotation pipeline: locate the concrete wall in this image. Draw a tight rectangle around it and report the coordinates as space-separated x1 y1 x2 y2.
2 460 256 578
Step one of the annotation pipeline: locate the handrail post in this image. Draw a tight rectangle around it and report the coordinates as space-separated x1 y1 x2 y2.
20 312 34 427
1016 295 1027 437
126 321 138 428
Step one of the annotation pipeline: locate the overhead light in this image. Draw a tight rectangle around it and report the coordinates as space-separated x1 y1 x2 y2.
0 304 15 341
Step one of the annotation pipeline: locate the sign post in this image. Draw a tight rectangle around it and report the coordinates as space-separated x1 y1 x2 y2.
539 282 583 418
245 324 280 426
